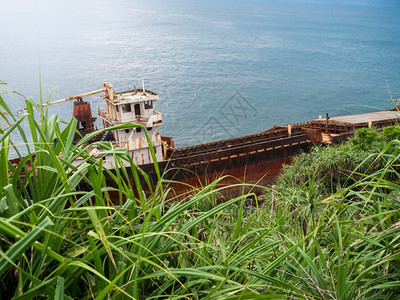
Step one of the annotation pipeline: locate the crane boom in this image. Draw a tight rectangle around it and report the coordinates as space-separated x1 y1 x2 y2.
17 88 106 113
40 88 106 107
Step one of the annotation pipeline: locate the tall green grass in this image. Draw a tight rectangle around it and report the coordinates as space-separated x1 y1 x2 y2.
1 89 400 299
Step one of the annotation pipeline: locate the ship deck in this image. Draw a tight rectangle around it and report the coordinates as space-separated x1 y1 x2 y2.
312 110 400 125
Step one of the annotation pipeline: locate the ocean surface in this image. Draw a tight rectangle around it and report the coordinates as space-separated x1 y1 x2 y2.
1 0 400 148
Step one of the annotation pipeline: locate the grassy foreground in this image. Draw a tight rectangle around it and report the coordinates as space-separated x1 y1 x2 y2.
1 90 400 299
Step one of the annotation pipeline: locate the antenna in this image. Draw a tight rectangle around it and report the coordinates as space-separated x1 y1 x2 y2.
142 79 146 94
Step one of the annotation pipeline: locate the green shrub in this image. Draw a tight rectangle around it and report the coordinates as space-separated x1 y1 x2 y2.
350 127 381 150
383 125 400 141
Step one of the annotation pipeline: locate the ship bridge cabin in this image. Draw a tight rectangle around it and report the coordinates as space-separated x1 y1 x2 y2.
98 83 165 165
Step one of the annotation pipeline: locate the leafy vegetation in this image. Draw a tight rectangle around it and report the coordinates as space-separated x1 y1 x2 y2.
277 125 400 196
1 89 400 299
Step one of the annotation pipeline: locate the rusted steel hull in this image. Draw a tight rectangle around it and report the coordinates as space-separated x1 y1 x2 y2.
159 154 298 199
120 107 400 199
13 105 400 201
127 131 312 198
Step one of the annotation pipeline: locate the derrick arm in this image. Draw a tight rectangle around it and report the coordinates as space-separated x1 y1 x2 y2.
17 88 106 113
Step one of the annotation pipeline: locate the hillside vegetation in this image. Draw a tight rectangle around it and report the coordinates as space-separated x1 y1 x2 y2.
0 91 400 299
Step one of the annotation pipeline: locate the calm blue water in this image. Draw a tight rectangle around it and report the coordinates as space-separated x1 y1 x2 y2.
1 0 400 147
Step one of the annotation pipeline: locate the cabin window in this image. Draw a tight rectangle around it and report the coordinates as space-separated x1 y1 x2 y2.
125 129 130 133
136 127 142 133
144 101 153 109
134 104 141 116
78 122 86 130
122 104 131 113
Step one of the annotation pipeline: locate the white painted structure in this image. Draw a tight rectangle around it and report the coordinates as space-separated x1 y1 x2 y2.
74 83 166 169
98 83 164 167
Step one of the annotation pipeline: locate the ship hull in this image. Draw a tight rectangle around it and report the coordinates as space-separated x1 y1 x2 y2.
111 107 400 200
116 131 312 200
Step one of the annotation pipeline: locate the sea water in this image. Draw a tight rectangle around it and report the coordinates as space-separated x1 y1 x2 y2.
1 0 400 147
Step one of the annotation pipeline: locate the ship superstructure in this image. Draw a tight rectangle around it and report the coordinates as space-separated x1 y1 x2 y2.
96 83 165 166
62 82 170 169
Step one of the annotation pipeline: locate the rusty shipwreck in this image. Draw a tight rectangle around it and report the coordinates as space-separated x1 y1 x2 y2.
22 82 400 197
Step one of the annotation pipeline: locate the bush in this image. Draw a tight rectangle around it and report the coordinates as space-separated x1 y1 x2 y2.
383 125 400 141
